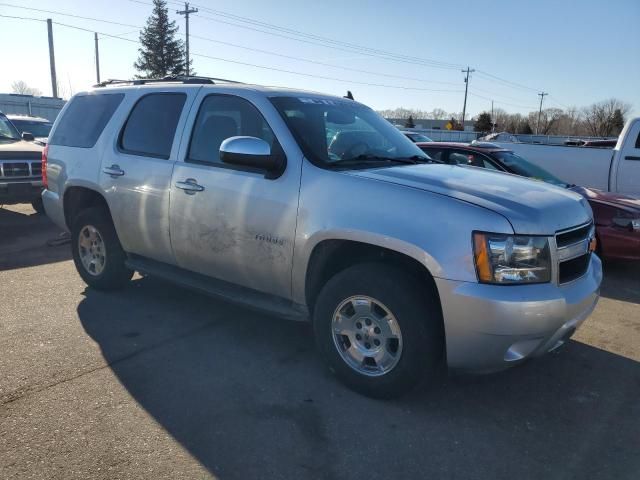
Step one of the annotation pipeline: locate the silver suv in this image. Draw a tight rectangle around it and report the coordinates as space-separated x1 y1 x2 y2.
43 78 602 398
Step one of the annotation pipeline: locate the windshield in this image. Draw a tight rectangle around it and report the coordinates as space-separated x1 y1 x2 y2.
407 133 433 142
10 119 52 138
493 151 568 188
0 115 21 141
270 96 429 168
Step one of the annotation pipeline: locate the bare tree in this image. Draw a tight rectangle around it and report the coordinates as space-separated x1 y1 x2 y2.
430 108 448 120
528 108 563 135
11 80 42 96
582 98 631 137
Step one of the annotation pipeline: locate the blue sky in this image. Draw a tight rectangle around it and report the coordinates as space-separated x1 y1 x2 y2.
1 0 638 117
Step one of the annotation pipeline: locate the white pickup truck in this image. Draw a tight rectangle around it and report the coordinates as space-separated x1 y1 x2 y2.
494 117 640 196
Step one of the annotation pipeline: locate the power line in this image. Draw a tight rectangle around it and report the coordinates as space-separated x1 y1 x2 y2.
469 92 538 110
0 14 463 93
0 2 462 87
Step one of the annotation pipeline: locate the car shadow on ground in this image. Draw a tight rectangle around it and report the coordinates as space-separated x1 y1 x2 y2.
599 260 640 304
77 276 640 480
0 205 71 271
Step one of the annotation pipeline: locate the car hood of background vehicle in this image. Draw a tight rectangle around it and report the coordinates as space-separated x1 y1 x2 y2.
0 139 43 159
570 185 640 213
350 164 592 235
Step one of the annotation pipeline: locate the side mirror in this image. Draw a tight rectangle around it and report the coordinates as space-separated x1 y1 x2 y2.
220 136 285 179
22 132 35 141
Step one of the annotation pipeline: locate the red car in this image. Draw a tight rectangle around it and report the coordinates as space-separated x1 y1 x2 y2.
417 142 640 261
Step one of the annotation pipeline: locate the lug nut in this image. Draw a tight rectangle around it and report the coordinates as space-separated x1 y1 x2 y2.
365 318 372 326
374 327 381 334
356 334 362 340
374 339 380 346
365 342 371 349
356 322 362 329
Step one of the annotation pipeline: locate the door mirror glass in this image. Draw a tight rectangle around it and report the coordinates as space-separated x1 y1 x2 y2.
21 131 35 141
220 136 284 178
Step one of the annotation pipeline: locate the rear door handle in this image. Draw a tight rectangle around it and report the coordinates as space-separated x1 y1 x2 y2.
103 164 125 177
625 155 640 161
175 178 205 194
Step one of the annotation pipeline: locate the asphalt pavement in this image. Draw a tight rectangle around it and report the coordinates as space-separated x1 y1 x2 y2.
1 203 639 480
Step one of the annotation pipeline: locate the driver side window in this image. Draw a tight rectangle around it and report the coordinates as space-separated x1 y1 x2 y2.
188 95 275 165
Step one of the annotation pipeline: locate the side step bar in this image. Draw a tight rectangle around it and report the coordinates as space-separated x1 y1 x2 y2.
125 255 309 322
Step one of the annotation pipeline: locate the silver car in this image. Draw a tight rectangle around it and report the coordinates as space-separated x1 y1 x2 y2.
43 78 602 398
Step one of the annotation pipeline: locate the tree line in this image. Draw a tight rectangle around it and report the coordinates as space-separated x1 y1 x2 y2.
380 98 631 137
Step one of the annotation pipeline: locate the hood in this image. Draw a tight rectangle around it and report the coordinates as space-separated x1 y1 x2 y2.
349 164 592 235
0 139 43 159
571 185 640 213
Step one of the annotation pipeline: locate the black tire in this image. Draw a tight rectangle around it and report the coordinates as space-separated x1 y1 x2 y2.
31 197 45 214
71 206 133 290
313 262 443 399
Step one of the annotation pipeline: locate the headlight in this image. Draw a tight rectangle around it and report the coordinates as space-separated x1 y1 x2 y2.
473 232 551 284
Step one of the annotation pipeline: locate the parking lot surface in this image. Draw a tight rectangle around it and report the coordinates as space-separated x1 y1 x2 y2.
1 203 639 480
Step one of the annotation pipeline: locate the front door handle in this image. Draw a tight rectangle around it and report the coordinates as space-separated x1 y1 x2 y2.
175 178 205 194
103 164 125 177
625 155 640 161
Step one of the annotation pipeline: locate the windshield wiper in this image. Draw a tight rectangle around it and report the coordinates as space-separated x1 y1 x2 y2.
333 154 431 166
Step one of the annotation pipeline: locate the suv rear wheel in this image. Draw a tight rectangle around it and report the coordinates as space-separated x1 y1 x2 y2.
71 207 133 290
313 263 443 399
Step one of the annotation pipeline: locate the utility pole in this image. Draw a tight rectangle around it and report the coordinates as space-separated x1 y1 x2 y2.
461 66 475 128
536 92 548 134
491 100 495 133
177 2 198 77
47 19 58 98
94 33 101 84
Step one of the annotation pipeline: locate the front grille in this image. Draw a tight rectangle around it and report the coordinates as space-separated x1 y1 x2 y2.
556 222 593 284
0 161 41 179
2 162 29 177
559 253 591 283
556 223 592 248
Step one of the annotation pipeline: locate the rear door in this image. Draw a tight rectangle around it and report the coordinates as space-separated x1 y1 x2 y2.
169 91 301 299
100 88 197 265
616 120 640 195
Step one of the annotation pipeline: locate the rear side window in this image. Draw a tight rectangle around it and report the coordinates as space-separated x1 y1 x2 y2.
49 94 124 148
120 93 186 158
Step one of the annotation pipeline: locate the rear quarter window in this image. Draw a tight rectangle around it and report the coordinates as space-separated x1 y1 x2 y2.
49 93 124 148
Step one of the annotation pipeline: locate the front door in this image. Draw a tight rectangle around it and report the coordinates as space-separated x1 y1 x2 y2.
616 120 640 196
169 93 300 299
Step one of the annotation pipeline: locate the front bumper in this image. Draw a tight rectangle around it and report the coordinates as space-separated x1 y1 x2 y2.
435 254 602 372
0 180 43 204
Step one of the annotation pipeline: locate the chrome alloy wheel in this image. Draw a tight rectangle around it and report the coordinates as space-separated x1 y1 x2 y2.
331 296 403 376
78 225 106 276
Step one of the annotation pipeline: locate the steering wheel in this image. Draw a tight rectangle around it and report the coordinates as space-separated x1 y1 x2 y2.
341 141 369 159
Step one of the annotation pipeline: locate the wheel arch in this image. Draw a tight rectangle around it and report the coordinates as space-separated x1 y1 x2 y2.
63 185 113 230
303 236 443 317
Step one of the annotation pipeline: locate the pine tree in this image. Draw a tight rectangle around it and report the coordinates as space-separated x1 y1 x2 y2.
611 109 625 135
404 115 416 128
474 112 492 132
134 0 189 78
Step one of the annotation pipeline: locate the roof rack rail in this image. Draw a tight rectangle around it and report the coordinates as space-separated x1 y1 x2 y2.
93 75 244 88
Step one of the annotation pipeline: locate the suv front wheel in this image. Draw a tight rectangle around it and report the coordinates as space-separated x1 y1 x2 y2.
313 263 443 399
71 207 133 290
